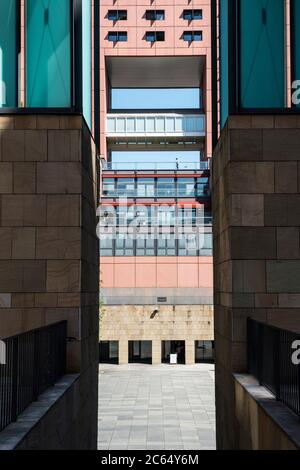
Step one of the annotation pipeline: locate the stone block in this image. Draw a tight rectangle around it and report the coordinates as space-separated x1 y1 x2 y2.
35 293 58 308
1 195 46 227
15 115 37 130
278 294 300 308
267 261 300 293
275 162 297 193
48 131 80 161
0 117 14 130
46 260 80 292
12 228 36 259
255 294 278 308
0 228 12 258
36 227 81 259
37 116 60 129
37 162 81 194
233 261 266 293
2 130 25 161
46 195 80 227
231 194 264 226
0 163 13 193
230 130 263 161
228 162 274 194
231 227 276 259
264 194 300 226
263 129 300 161
25 131 47 161
13 162 36 193
277 227 299 259
12 293 35 308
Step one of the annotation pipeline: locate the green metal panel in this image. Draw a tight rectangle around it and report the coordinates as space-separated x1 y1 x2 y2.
26 0 71 107
219 0 229 128
240 0 285 108
0 0 17 108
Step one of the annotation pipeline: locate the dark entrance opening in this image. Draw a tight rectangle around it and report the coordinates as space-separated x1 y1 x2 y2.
99 341 119 364
128 341 152 364
162 341 186 364
195 340 214 363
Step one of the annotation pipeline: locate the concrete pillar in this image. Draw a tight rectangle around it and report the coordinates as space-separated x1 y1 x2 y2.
152 339 161 365
119 340 128 364
213 114 300 449
185 339 195 365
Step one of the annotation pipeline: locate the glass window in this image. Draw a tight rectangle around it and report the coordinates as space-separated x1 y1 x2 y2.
178 234 197 256
195 341 214 363
115 233 134 256
199 231 213 256
102 178 115 197
157 235 176 256
183 31 202 42
177 178 195 197
107 10 127 21
157 207 176 226
107 31 127 42
137 178 155 197
157 178 175 197
136 236 155 256
100 236 113 256
196 177 210 197
178 208 196 226
145 10 165 21
26 0 71 107
145 31 165 42
117 178 135 197
183 9 202 20
0 0 18 108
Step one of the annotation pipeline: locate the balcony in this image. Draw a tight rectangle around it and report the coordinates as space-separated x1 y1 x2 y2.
103 161 209 171
106 113 205 140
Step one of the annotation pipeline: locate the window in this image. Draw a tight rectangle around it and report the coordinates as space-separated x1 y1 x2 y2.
137 178 155 197
102 178 115 197
100 236 113 256
195 341 214 363
157 235 176 256
145 31 165 42
116 178 135 197
115 233 134 256
107 31 127 42
177 178 195 197
196 177 210 197
0 0 18 108
111 88 200 110
157 178 175 197
183 31 202 42
157 207 176 226
107 10 127 21
26 0 71 107
136 236 155 256
183 9 202 20
178 234 198 256
145 10 165 21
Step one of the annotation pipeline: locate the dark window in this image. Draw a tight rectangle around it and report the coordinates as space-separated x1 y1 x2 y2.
102 178 115 197
145 31 165 42
145 10 165 21
129 341 152 364
183 9 202 20
195 341 214 363
162 341 185 364
107 10 127 21
99 341 119 364
183 31 202 42
107 31 127 42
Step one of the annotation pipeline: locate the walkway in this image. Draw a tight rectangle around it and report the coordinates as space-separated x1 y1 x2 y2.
98 363 216 450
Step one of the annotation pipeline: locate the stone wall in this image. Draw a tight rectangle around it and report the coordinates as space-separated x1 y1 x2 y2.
100 304 214 364
0 114 99 449
212 115 300 449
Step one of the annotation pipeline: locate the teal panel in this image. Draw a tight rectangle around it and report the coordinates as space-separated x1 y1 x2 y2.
26 0 71 107
0 0 17 108
240 0 285 108
219 0 229 128
82 0 92 129
292 0 300 107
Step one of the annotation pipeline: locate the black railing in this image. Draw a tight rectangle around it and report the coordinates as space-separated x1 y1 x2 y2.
0 321 67 432
247 319 300 417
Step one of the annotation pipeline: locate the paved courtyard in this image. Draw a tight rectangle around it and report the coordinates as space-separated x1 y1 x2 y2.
98 363 216 450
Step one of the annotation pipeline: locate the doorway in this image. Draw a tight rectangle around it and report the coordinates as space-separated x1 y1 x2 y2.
128 341 152 364
195 340 214 363
162 341 186 364
99 341 119 364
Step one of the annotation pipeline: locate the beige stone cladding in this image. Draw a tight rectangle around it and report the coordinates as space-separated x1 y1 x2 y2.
100 304 214 364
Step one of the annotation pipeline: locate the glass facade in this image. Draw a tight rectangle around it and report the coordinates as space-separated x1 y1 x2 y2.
0 0 18 108
292 0 300 108
239 0 285 109
219 0 229 128
26 0 71 107
102 176 210 198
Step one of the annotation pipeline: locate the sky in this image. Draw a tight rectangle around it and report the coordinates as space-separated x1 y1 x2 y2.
111 88 201 109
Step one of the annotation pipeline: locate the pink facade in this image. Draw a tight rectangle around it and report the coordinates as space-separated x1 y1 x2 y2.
99 0 213 294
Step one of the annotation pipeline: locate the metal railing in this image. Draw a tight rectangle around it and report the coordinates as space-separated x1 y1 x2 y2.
247 319 300 417
0 321 67 432
103 161 210 171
